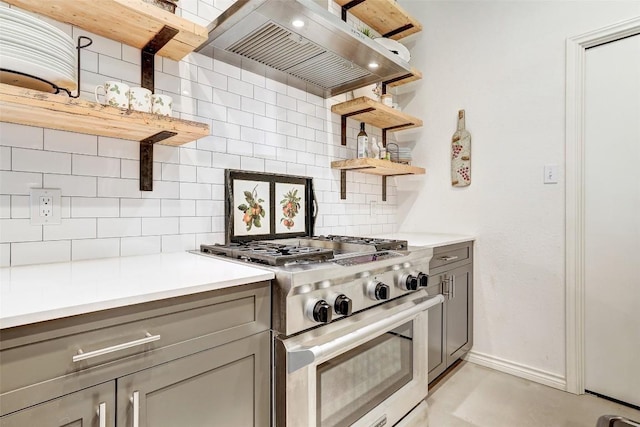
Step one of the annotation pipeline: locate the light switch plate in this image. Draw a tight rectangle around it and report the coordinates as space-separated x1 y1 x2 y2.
544 165 559 184
30 188 61 225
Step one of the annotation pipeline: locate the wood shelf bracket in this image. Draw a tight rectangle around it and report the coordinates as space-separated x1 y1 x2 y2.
141 25 179 93
140 131 177 191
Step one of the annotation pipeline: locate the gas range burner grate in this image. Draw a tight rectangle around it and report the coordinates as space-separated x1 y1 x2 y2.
311 235 408 251
200 242 334 266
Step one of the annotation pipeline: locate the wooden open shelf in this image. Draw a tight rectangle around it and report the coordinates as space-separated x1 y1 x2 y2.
331 158 425 176
5 0 208 61
331 96 422 146
0 84 209 146
385 67 423 89
331 158 424 201
335 0 422 40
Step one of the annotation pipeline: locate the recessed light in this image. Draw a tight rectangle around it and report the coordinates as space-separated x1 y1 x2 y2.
368 62 379 69
292 19 305 28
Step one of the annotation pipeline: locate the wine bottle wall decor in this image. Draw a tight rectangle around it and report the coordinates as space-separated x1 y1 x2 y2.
451 110 471 186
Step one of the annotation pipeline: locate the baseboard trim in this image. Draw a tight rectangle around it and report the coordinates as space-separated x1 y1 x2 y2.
463 350 567 391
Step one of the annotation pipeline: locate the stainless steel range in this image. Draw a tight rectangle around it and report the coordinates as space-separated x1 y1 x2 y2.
200 234 444 427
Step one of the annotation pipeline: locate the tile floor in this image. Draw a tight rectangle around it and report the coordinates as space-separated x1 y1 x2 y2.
426 362 640 426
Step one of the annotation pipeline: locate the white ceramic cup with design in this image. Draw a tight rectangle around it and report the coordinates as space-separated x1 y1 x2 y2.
151 94 173 116
127 87 152 113
94 81 129 109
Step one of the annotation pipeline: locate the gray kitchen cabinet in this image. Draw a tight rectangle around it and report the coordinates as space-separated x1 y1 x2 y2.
426 242 473 383
116 330 270 427
0 382 115 427
0 281 270 427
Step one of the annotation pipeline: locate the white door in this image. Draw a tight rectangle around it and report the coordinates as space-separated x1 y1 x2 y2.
584 34 640 407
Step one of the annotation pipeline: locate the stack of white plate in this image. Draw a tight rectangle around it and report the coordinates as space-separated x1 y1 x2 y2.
396 146 413 163
0 7 76 93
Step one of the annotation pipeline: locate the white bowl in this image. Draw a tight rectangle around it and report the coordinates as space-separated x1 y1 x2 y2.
374 37 411 62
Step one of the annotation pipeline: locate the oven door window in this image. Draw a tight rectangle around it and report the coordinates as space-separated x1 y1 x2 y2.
316 321 413 427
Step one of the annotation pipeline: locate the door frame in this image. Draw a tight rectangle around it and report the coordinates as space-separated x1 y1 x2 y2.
565 16 640 395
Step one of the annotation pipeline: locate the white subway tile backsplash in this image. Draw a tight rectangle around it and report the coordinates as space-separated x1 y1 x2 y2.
196 135 224 152
0 146 10 170
213 58 240 78
254 116 277 133
98 137 139 160
287 163 306 176
211 120 241 139
266 104 287 121
0 171 42 194
241 69 265 88
180 182 212 200
11 240 71 266
226 139 253 157
242 97 265 116
182 80 213 102
98 218 141 238
197 100 227 121
44 218 96 241
212 152 240 169
44 130 98 155
121 160 161 180
121 44 141 65
73 154 120 177
98 178 140 198
0 123 43 149
12 149 71 174
99 55 139 82
154 145 181 164
161 233 196 252
121 199 160 217
72 197 120 218
141 181 180 199
142 217 179 236
0 195 9 219
211 184 225 200
266 79 288 95
121 236 161 257
180 148 212 167
198 68 227 90
73 28 121 58
277 121 297 137
240 156 264 172
227 109 254 127
162 200 196 217
196 167 224 184
155 71 181 93
72 238 120 260
195 200 222 217
265 160 287 174
254 144 276 160
44 174 96 197
180 216 211 234
0 243 9 267
10 195 29 218
212 89 240 109
162 163 196 182
228 78 253 98
0 219 41 243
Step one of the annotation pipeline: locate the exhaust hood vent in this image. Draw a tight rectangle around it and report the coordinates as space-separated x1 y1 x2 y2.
196 0 412 98
227 22 370 90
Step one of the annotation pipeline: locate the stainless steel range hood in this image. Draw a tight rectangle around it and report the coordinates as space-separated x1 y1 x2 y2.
196 0 413 98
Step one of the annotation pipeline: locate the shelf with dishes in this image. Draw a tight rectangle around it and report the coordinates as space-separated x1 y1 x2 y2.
331 158 425 202
0 83 210 189
4 0 208 61
334 0 422 40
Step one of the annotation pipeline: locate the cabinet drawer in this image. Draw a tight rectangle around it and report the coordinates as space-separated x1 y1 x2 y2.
430 242 472 270
0 282 269 406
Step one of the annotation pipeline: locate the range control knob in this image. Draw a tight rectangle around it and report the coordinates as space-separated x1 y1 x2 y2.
334 294 353 316
417 272 429 287
368 282 390 301
402 274 419 291
306 300 332 323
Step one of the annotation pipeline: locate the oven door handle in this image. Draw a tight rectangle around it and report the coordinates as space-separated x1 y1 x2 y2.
287 294 445 373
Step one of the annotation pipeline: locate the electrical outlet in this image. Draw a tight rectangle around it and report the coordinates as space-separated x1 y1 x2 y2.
30 188 61 225
544 165 559 184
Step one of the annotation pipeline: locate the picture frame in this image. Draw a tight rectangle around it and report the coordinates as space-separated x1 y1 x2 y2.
225 170 316 243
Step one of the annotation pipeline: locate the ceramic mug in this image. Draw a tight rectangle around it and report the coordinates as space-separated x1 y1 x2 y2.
94 81 129 109
151 94 173 116
127 87 152 113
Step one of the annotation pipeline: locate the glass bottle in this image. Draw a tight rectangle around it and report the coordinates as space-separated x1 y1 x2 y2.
357 122 368 158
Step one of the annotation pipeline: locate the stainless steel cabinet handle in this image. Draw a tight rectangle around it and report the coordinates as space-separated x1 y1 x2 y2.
72 333 160 362
451 275 456 299
439 255 459 261
441 276 450 298
130 391 140 427
97 402 106 427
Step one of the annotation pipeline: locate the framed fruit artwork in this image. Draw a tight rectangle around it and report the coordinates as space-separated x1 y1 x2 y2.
225 170 316 243
275 182 306 234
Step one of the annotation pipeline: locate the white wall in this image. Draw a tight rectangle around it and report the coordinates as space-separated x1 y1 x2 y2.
399 1 640 382
0 1 399 267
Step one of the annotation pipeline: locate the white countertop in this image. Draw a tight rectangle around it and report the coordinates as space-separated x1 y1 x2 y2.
0 252 274 329
371 232 475 248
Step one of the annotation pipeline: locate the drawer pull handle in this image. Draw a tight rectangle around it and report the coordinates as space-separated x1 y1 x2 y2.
130 391 140 427
97 402 106 427
439 255 459 261
72 333 161 363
